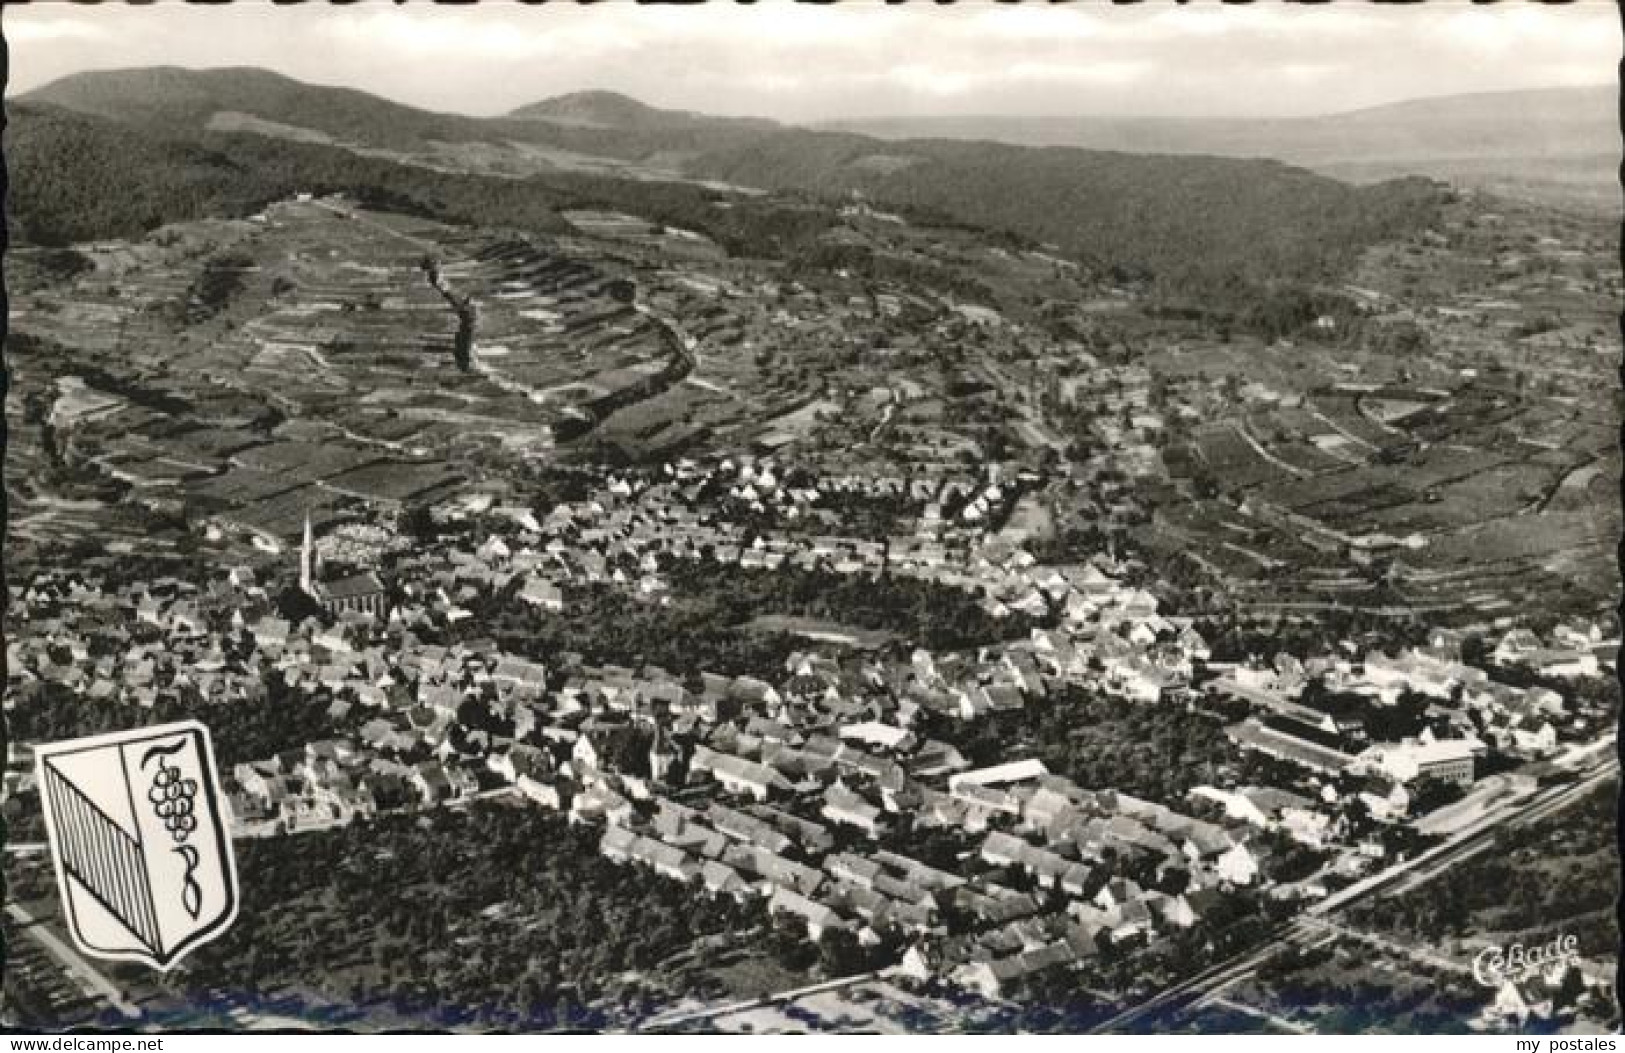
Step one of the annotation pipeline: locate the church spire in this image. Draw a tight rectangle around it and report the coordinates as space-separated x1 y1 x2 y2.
300 510 314 596
649 719 676 786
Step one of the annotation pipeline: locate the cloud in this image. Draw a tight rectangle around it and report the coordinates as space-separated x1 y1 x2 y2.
3 0 1617 122
891 64 981 99
6 17 108 44
1443 2 1604 55
1279 62 1341 84
968 6 1106 43
313 9 601 62
1008 60 1154 87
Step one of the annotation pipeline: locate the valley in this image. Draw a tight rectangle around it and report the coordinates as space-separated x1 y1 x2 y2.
2 66 1619 1035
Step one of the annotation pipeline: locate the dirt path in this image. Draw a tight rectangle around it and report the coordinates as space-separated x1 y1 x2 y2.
1233 419 1309 478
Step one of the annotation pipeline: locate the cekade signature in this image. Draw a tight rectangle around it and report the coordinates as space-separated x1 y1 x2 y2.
1473 934 1581 987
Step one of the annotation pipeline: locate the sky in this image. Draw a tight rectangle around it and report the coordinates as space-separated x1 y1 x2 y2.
5 1 1618 123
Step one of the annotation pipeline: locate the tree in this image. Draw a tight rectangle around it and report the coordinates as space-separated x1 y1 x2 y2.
1553 964 1587 1012
816 927 866 978
1409 776 1466 816
400 503 438 544
276 584 326 624
769 915 818 971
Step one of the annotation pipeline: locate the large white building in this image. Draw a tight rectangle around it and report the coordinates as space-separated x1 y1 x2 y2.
1362 737 1484 787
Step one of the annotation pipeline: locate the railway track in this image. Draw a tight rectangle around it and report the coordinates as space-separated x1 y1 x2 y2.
1090 754 1617 1033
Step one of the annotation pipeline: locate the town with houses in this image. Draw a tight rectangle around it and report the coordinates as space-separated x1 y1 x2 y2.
6 441 1618 1030
3 72 1621 1035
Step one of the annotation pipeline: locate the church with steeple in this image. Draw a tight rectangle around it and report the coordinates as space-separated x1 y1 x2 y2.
299 511 389 619
648 722 678 786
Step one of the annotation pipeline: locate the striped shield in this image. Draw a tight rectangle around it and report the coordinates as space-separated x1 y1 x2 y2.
36 721 238 971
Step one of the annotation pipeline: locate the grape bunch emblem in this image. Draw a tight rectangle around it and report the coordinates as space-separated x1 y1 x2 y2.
141 740 205 919
148 753 200 842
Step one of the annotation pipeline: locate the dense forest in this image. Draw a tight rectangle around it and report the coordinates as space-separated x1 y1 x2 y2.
158 803 789 1028
476 584 805 682
661 560 1045 651
464 560 1042 681
7 103 833 260
684 133 1446 302
928 683 1245 803
6 103 566 246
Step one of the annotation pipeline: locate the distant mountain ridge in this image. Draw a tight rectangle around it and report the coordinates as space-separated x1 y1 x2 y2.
17 66 1447 297
22 66 515 150
821 85 1619 213
511 89 692 128
509 89 779 132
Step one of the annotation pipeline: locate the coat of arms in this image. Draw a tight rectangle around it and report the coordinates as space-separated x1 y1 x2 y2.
36 721 239 971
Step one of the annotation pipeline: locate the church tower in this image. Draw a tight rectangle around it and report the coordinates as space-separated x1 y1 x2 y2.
299 510 315 596
648 722 677 786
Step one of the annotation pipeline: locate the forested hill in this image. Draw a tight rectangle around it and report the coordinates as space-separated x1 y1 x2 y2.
5 102 841 260
509 90 778 134
676 132 1444 290
19 67 1447 294
6 101 257 244
20 66 508 150
510 89 680 127
5 101 573 246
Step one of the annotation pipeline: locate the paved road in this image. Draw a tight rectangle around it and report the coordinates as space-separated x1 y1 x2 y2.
1208 994 1313 1034
638 968 889 1031
5 902 141 1021
310 198 437 253
1315 755 1614 912
1232 418 1309 478
1300 917 1476 979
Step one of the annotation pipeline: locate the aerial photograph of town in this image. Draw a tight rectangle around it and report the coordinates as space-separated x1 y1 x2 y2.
1 1 1619 1037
